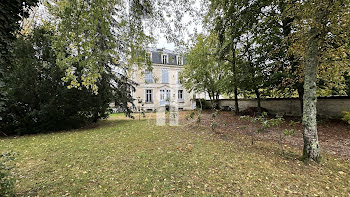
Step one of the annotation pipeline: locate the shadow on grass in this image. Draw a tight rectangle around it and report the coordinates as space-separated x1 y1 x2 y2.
0 118 139 140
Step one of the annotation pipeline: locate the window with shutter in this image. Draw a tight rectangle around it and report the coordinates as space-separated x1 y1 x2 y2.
144 70 153 83
162 69 169 83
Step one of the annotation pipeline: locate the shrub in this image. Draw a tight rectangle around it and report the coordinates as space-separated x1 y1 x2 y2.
0 152 15 197
342 111 350 124
196 99 211 110
240 113 295 154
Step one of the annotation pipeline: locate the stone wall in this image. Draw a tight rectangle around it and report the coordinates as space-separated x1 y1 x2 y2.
205 96 350 118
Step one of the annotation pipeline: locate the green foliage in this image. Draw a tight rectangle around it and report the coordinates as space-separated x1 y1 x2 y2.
283 129 295 136
342 111 350 124
0 0 39 119
240 112 284 147
240 112 296 154
181 34 229 104
46 0 153 92
0 0 38 59
289 120 299 127
279 128 296 155
196 99 211 110
0 26 134 135
0 152 15 197
241 112 282 131
186 111 196 120
254 112 283 133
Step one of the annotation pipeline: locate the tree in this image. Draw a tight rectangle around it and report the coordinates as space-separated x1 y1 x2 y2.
0 0 38 59
205 0 248 114
0 25 135 135
45 0 151 93
181 34 229 108
234 1 276 115
201 0 349 161
0 0 39 120
289 0 350 161
205 0 277 114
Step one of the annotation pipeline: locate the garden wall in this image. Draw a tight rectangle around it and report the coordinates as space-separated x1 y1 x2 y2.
205 96 350 118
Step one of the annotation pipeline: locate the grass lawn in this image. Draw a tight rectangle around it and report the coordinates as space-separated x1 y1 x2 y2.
1 113 349 196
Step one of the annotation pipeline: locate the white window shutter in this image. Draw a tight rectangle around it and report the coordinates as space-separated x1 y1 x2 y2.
162 69 168 83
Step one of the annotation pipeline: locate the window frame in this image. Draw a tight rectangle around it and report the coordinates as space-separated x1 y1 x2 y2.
178 89 184 102
144 70 153 84
176 55 183 65
145 89 153 103
161 69 169 84
161 54 168 64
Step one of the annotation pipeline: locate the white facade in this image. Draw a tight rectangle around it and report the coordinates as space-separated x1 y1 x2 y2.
131 50 195 111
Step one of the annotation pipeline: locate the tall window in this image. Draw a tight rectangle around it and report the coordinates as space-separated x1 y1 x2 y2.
145 89 153 103
177 56 183 65
160 89 165 101
162 54 167 64
162 69 169 83
178 90 184 101
144 70 153 83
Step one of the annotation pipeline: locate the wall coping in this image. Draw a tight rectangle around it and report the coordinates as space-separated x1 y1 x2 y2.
198 95 350 102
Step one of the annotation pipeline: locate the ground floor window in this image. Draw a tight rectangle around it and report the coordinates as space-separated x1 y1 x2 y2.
145 89 153 103
178 90 184 101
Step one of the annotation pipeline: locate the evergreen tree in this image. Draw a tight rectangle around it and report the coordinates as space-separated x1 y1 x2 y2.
0 25 135 135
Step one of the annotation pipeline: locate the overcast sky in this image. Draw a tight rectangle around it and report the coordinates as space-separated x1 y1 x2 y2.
156 35 176 50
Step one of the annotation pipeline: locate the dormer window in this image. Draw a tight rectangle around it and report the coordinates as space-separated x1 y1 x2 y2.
177 56 183 65
162 54 168 64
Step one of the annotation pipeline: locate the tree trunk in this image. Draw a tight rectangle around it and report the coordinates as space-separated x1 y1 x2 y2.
232 44 240 115
255 88 261 115
302 25 321 162
212 91 216 109
215 93 220 109
208 91 213 108
297 87 304 118
234 87 239 115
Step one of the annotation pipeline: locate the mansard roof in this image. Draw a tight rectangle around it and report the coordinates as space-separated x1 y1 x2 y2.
149 48 185 65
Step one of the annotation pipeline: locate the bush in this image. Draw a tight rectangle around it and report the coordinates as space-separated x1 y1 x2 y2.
196 99 212 110
342 111 350 124
0 152 15 197
240 113 295 154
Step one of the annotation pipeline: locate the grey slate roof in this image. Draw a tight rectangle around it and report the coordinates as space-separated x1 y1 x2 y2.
150 49 185 65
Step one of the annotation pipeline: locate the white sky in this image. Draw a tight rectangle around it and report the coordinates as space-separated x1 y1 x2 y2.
156 35 176 50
